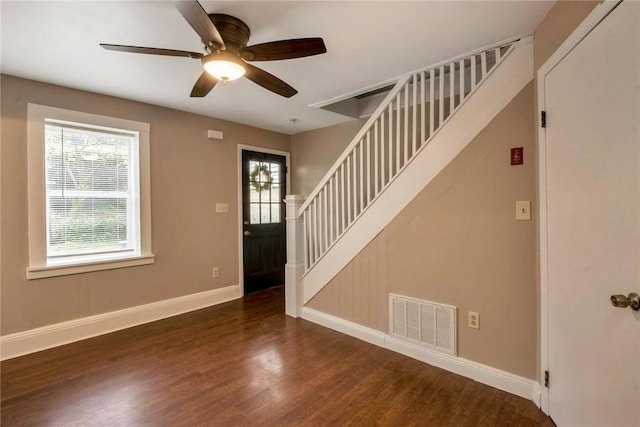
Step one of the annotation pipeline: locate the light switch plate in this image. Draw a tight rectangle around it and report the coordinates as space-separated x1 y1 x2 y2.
215 203 229 214
516 201 531 220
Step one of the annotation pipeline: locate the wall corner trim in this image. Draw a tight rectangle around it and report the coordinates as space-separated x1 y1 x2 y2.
300 307 539 403
0 284 241 360
532 382 542 409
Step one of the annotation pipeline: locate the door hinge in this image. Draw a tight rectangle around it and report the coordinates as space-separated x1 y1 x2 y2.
544 370 550 388
541 111 547 128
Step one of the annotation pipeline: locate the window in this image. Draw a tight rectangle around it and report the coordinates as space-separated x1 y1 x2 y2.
248 159 283 224
27 104 153 279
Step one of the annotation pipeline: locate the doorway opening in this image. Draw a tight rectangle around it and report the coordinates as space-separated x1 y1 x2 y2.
240 149 288 295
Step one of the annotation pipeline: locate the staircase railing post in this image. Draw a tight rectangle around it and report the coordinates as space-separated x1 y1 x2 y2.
285 195 306 317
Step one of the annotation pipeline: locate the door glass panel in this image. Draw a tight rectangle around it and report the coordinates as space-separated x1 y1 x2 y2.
250 204 260 224
271 204 280 223
260 204 270 223
260 186 271 203
248 160 258 187
258 162 270 185
270 185 280 203
247 159 284 224
250 187 260 203
271 164 280 184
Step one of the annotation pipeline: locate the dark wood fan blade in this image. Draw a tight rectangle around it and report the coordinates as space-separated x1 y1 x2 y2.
191 71 218 97
244 63 297 98
174 0 225 49
101 44 203 59
240 38 326 61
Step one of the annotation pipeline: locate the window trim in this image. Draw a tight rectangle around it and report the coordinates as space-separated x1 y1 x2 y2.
27 104 154 279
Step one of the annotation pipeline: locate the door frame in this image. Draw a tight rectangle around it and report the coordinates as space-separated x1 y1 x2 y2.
536 0 621 414
237 144 291 296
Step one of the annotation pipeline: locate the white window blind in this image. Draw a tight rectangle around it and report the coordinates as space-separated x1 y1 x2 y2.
44 120 140 264
27 103 153 279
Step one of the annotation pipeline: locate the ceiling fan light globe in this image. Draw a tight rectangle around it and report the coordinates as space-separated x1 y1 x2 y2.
203 54 246 81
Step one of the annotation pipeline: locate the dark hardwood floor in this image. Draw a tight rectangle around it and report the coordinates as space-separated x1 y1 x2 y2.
1 286 552 426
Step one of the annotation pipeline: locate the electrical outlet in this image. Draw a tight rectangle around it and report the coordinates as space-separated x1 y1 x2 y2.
215 203 229 214
212 267 219 278
468 312 480 329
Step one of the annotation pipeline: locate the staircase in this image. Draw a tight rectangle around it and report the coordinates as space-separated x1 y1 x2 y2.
285 37 534 316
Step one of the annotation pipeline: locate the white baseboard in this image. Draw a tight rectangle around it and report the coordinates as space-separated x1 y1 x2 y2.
0 284 241 360
301 307 386 347
301 307 540 403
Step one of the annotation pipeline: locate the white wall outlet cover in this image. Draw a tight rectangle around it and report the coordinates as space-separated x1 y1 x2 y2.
515 200 531 220
468 311 480 329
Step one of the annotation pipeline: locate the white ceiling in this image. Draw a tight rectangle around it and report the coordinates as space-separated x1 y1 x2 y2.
1 1 554 135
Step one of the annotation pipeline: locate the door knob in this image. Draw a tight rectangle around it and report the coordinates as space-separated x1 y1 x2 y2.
610 293 640 311
243 230 251 236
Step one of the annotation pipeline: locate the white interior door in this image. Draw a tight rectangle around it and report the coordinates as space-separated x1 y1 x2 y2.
545 1 640 426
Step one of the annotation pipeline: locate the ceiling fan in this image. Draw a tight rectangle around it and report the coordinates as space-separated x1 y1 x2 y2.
101 0 327 98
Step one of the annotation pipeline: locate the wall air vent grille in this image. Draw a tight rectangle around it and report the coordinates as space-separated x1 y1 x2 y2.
389 294 456 356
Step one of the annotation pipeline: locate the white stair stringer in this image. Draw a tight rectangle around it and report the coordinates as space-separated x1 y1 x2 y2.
301 38 533 304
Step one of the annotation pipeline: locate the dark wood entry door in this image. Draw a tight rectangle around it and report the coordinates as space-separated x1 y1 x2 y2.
241 150 287 295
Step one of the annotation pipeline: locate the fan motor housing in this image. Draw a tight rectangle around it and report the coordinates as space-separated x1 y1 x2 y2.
209 14 251 51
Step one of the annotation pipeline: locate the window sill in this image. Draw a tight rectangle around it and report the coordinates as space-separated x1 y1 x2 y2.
26 254 155 280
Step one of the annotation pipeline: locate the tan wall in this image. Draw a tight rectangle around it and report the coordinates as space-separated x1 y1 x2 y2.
0 0 600 366
307 1 600 380
0 75 289 335
290 118 366 196
309 83 537 379
534 1 600 71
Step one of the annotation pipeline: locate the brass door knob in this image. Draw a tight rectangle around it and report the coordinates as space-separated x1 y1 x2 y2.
611 293 640 311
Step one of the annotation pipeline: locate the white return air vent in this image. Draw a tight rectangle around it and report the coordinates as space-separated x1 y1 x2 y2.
389 294 456 356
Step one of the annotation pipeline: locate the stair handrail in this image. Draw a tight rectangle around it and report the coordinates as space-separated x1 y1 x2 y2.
296 37 525 275
299 74 411 213
299 35 523 215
